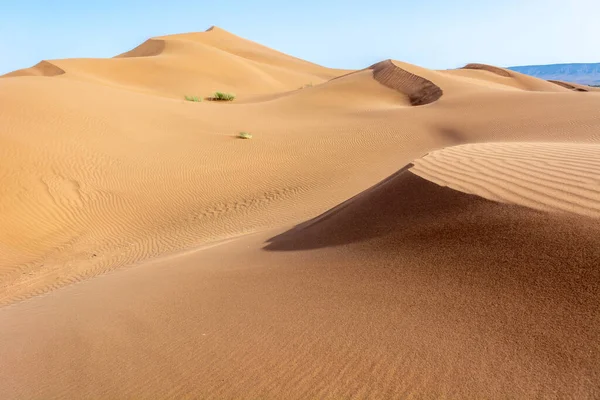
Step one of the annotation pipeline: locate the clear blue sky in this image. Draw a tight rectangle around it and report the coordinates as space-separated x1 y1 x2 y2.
1 0 598 75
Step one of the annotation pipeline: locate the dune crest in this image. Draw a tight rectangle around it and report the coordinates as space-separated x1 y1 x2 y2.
460 63 570 92
548 79 592 92
114 39 167 58
1 27 347 99
3 60 65 77
411 142 600 217
369 60 443 105
462 63 512 77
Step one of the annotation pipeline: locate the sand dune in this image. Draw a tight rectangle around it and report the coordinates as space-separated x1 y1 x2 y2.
369 60 443 105
2 60 66 77
549 79 588 91
463 62 513 77
243 68 414 109
1 167 599 399
411 142 600 218
2 26 346 98
461 63 572 91
440 63 571 92
1 26 600 398
548 79 600 92
114 38 167 58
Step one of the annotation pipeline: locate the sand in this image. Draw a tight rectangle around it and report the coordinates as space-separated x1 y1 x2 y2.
548 80 600 92
411 142 600 217
1 26 600 399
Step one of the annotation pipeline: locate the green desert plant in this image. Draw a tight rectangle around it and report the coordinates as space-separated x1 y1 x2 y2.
237 132 253 139
212 92 236 101
184 95 202 102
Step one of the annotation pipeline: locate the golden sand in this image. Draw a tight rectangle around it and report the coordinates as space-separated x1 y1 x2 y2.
1 26 599 399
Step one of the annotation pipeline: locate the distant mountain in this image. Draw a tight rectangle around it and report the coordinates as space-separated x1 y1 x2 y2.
508 63 600 86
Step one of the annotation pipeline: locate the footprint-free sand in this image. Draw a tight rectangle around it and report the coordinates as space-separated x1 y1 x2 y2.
1 27 599 398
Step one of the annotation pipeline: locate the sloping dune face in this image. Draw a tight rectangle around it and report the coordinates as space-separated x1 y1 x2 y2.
114 38 166 58
2 60 66 77
444 63 573 92
463 62 513 77
548 79 594 92
411 142 600 217
1 168 598 399
2 26 347 98
369 60 443 105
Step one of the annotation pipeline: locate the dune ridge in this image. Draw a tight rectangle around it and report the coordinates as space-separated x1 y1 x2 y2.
2 60 66 77
369 60 443 105
463 62 513 77
2 26 347 98
114 38 167 58
410 142 600 218
457 63 571 92
548 79 594 92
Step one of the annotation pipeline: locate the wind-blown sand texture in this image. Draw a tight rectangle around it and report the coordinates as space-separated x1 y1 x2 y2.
1 26 600 399
411 142 600 217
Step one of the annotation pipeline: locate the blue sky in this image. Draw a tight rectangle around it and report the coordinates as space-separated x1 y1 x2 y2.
1 0 598 75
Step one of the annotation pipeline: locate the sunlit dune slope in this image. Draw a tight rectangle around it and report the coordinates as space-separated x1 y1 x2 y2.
411 142 600 217
548 79 600 92
457 63 571 91
251 57 591 109
1 166 599 398
2 26 348 98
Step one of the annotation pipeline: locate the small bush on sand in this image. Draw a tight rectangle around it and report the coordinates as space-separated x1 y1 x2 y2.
237 132 253 139
184 95 202 102
212 92 236 101
299 82 313 89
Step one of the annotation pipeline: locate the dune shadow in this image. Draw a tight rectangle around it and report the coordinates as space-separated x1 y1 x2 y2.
114 39 166 58
548 80 590 92
370 60 443 106
264 164 600 256
265 165 483 251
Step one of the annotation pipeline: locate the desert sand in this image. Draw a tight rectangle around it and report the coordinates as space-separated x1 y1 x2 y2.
1 27 600 399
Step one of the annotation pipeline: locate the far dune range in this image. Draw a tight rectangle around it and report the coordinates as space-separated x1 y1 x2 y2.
1 26 600 399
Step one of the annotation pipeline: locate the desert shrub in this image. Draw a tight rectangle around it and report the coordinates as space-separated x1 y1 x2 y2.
184 95 202 102
237 132 253 139
212 92 236 101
